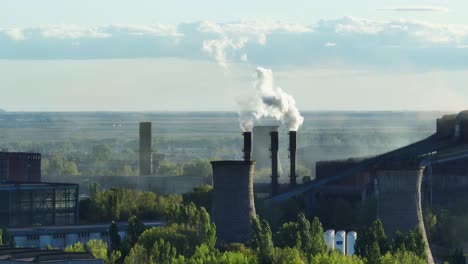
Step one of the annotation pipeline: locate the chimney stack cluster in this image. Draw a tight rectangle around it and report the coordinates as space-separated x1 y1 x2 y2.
242 129 299 196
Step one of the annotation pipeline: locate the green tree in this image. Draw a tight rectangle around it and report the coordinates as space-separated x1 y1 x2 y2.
183 159 211 178
65 241 86 253
86 239 108 261
368 242 382 264
0 229 9 246
309 251 365 264
310 216 327 255
158 160 183 176
127 215 146 247
355 220 388 258
109 221 121 252
92 144 113 161
47 154 79 176
274 221 300 248
250 217 274 264
107 250 122 264
150 239 178 264
183 185 213 212
381 250 425 264
123 243 151 264
448 248 465 264
273 247 305 264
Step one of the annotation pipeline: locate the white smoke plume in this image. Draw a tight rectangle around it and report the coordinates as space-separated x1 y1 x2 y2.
239 67 304 131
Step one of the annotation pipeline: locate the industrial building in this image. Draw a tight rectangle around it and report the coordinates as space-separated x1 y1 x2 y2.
0 247 102 264
268 110 468 264
0 152 79 228
0 152 41 183
8 222 163 250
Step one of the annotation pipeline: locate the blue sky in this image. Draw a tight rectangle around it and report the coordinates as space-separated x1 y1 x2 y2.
0 1 467 111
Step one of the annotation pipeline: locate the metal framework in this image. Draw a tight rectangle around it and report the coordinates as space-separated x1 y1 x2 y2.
0 183 79 227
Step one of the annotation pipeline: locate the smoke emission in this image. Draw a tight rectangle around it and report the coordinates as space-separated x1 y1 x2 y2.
239 67 304 131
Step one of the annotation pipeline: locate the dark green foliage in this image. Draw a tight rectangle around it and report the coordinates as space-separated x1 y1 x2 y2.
150 239 178 264
127 216 146 247
390 227 426 259
183 159 212 178
355 220 388 258
182 185 213 212
0 228 12 247
250 217 274 264
109 221 121 252
123 243 150 264
367 242 382 264
448 248 466 264
138 203 216 258
80 186 182 223
274 221 300 248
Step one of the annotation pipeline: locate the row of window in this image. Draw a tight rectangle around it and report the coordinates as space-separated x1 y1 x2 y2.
25 231 110 241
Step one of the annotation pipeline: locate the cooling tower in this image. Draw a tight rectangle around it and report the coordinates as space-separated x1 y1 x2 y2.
252 126 282 172
211 160 256 243
270 131 279 196
139 122 153 176
289 131 297 187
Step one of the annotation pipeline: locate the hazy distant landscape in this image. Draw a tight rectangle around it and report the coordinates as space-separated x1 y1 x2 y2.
0 111 448 180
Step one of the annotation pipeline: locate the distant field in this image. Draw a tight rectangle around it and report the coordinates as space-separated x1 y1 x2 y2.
0 111 450 178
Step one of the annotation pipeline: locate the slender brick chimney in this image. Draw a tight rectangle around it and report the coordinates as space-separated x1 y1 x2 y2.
289 131 297 188
243 132 252 161
270 131 279 196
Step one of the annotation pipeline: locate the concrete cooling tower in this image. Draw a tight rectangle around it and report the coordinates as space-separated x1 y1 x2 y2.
210 161 256 243
252 126 283 173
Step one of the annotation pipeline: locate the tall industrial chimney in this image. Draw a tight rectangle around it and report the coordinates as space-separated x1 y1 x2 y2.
139 122 153 176
243 132 252 161
211 160 256 243
289 131 297 188
270 131 279 196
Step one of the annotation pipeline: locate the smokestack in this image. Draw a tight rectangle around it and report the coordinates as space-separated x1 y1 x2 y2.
289 131 297 188
270 131 279 196
139 122 153 176
243 132 252 161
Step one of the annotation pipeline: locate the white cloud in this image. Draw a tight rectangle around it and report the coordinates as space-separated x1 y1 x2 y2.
4 28 25 41
2 18 468 70
109 24 183 37
40 25 111 39
380 7 449 13
240 53 248 62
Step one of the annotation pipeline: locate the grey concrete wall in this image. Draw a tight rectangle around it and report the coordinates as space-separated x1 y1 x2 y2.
376 168 434 264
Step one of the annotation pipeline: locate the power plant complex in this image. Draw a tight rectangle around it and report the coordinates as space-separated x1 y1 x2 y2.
209 110 468 263
3 110 468 263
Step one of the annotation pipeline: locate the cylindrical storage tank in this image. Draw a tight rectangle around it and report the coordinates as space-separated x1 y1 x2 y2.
324 229 335 250
211 160 256 243
346 231 357 256
335 230 346 255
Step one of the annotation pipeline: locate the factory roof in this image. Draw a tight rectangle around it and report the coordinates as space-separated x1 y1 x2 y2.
0 182 78 191
8 221 164 235
0 247 101 263
211 160 255 165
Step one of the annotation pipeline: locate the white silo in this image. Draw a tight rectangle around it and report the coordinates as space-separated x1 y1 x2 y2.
335 230 346 255
346 231 357 256
324 229 335 250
